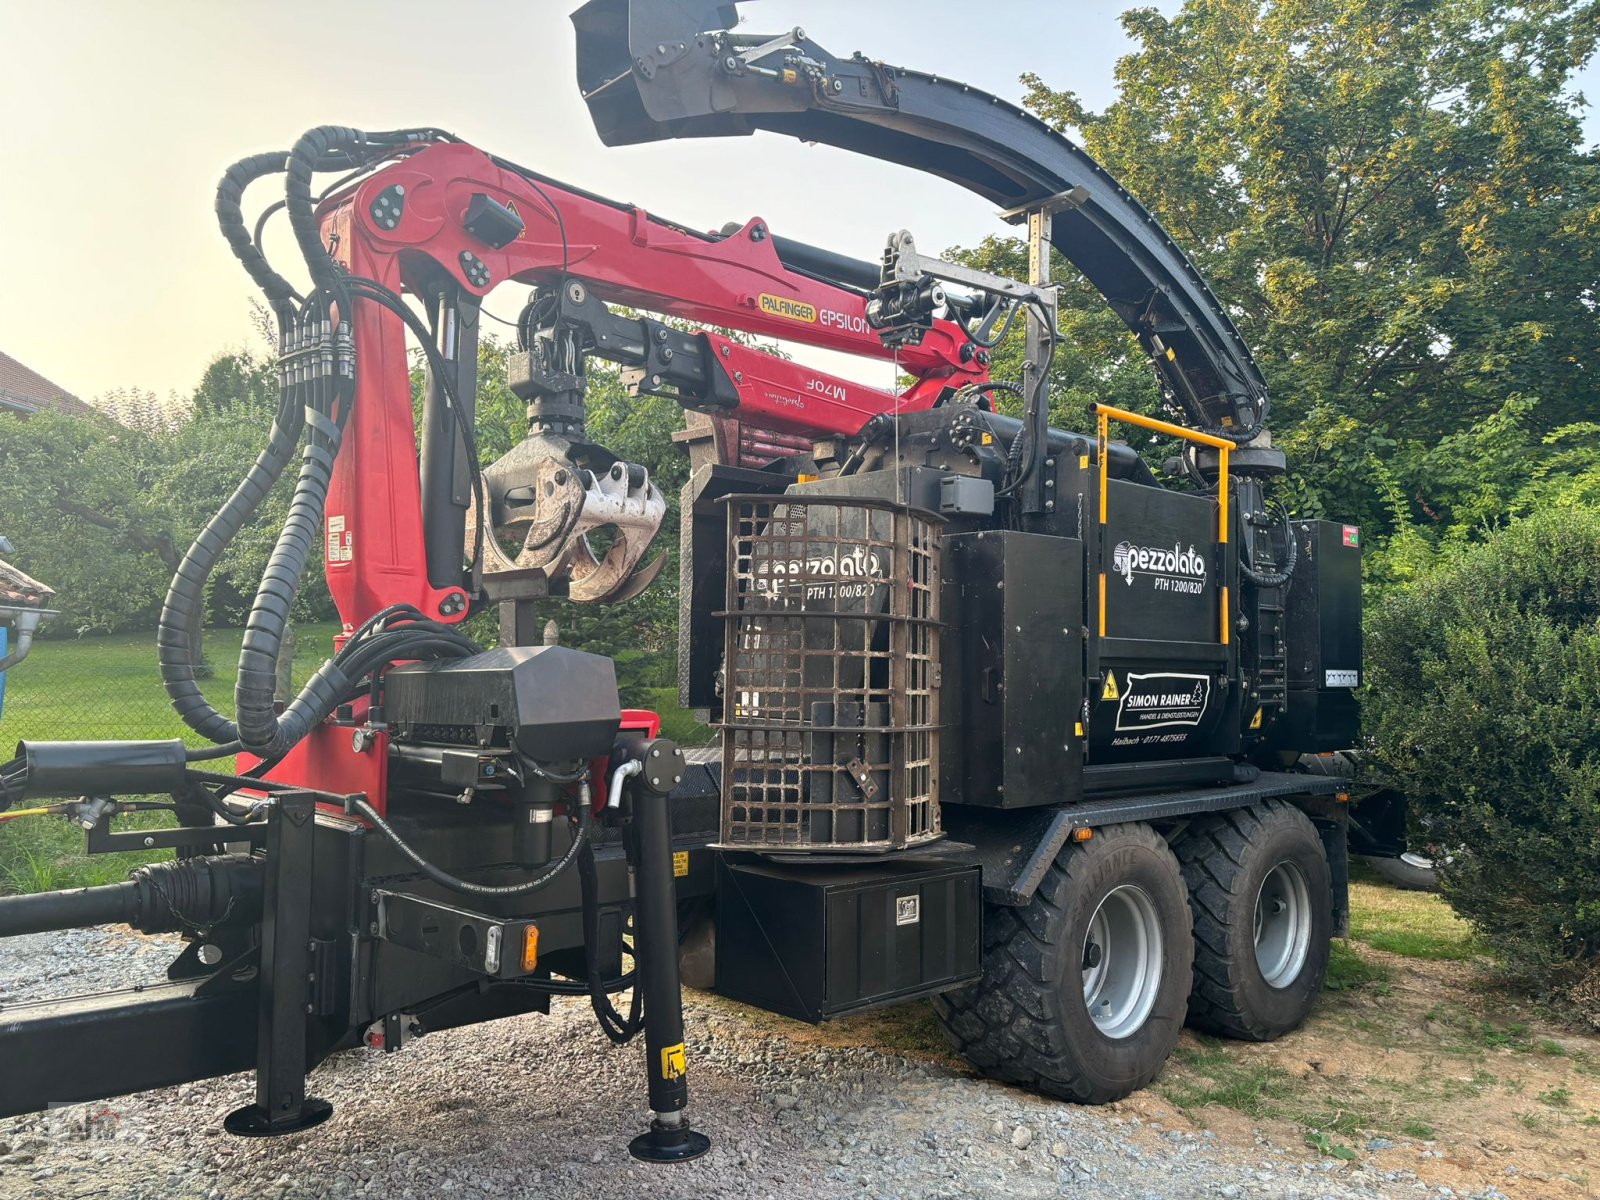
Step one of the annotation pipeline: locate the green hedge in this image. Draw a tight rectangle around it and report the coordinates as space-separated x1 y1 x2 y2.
1365 508 1600 1024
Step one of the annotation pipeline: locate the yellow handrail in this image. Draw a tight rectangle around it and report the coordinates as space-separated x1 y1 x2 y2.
1092 403 1232 645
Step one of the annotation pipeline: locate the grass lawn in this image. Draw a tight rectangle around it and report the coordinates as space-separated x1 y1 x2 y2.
0 624 709 893
0 624 342 892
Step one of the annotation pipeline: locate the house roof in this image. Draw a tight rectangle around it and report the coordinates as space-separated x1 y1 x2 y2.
0 350 91 418
0 556 55 607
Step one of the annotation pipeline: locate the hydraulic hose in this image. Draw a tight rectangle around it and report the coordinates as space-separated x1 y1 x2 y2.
215 151 301 314
578 833 644 1044
158 124 477 765
349 791 589 898
156 373 305 747
233 314 355 758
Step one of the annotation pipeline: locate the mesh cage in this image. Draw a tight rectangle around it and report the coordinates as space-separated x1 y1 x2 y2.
718 494 943 852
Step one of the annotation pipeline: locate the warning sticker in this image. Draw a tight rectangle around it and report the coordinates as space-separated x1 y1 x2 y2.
1249 706 1264 731
503 198 526 237
672 851 689 878
660 1043 687 1081
1101 673 1120 701
1115 672 1211 732
325 515 353 564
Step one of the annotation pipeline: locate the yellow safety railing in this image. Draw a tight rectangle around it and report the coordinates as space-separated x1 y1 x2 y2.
1092 403 1232 645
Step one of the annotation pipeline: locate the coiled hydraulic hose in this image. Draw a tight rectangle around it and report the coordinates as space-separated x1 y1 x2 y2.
348 790 591 898
159 128 478 762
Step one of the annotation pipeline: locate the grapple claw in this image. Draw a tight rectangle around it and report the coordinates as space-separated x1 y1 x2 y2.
470 433 666 605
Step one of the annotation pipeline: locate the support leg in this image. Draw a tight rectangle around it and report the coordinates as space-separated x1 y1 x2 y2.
225 791 332 1136
626 743 709 1164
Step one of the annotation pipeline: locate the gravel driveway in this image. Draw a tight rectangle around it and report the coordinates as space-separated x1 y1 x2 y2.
0 929 1499 1200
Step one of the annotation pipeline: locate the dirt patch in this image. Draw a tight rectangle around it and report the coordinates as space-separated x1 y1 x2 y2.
1153 936 1600 1198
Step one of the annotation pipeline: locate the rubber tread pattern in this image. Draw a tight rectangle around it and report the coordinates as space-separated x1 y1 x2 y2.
1174 799 1328 1041
932 822 1187 1103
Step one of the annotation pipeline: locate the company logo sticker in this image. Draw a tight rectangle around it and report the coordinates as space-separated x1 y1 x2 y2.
1111 541 1207 594
754 545 886 602
758 293 817 323
1114 672 1211 732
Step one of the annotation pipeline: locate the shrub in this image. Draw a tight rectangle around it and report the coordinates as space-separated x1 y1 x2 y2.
1364 508 1600 1025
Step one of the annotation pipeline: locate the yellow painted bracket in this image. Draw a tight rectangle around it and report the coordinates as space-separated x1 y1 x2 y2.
1092 403 1233 645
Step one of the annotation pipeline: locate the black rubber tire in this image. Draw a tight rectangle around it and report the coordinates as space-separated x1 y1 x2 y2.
932 822 1193 1104
1175 800 1332 1042
1361 852 1438 892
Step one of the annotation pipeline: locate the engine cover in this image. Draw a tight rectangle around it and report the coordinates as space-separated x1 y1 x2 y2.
385 645 620 761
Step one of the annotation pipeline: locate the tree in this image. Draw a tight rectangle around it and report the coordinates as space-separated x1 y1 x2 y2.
0 350 332 638
1017 0 1600 540
0 408 177 633
1365 506 1600 1023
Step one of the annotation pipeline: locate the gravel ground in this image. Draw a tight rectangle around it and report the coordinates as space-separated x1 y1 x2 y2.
0 929 1504 1200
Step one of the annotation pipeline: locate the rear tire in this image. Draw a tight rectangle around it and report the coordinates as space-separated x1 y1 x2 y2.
932 822 1192 1103
1176 800 1332 1041
1362 851 1438 892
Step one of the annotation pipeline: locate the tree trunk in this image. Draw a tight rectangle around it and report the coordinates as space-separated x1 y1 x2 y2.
187 596 213 680
274 625 296 705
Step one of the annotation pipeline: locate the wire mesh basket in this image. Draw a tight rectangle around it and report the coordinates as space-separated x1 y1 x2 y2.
718 494 943 852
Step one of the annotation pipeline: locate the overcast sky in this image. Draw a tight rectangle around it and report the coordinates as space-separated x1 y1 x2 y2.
1 1 1595 403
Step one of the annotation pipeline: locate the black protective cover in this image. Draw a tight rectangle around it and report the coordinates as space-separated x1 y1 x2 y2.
1274 520 1362 752
385 645 621 760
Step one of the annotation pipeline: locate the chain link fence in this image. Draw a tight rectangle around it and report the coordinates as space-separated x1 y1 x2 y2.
0 623 340 750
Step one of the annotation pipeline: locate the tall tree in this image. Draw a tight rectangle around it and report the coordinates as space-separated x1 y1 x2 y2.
1015 0 1600 536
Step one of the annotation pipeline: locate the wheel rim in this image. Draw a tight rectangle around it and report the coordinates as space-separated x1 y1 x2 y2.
1254 860 1312 988
1400 851 1435 870
1081 884 1164 1039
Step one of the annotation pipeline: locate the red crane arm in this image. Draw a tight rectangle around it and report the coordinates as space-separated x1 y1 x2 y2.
313 139 986 628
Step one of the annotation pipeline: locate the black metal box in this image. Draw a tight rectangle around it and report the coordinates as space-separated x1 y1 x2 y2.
940 530 1084 808
386 645 620 759
714 858 980 1022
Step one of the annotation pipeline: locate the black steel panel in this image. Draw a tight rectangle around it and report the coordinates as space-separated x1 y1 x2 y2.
940 530 1084 809
1275 520 1362 752
1100 480 1218 643
1088 480 1237 764
714 857 980 1022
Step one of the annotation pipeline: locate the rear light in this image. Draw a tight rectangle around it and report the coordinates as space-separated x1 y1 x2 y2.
521 925 540 974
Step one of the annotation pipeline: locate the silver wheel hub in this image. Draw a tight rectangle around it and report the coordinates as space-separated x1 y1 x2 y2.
1081 884 1164 1039
1254 860 1311 988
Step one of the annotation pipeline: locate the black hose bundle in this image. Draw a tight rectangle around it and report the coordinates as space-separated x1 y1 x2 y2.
1240 500 1299 589
156 126 483 763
